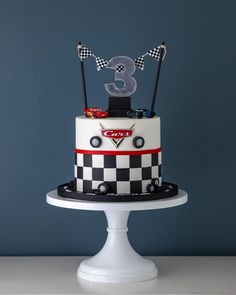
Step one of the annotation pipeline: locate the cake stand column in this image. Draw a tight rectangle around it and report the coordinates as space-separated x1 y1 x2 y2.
77 210 158 283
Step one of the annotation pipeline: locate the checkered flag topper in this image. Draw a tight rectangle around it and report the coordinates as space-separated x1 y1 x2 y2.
96 57 108 71
147 46 161 60
79 46 92 61
134 57 145 70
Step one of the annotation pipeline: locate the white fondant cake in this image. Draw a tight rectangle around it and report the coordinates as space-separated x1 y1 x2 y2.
55 42 179 201
74 116 162 194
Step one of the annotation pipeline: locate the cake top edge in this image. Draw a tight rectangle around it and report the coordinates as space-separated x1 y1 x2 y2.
76 115 160 121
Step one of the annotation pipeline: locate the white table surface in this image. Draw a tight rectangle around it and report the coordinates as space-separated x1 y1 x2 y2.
0 256 235 294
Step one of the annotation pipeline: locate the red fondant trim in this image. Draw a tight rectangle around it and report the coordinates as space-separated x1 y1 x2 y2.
74 148 162 155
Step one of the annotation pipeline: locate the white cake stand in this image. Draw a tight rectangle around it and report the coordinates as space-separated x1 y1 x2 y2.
46 189 188 283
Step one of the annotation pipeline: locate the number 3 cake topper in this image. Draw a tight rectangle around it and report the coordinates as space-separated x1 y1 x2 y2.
105 56 137 97
77 42 166 109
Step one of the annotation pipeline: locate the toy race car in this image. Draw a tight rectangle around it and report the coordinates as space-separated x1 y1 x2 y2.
84 108 108 118
127 109 155 119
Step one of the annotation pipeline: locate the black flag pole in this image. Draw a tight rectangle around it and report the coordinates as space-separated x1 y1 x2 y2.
151 42 166 111
78 42 88 109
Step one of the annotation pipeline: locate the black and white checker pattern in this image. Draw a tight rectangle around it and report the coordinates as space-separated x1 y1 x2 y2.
75 153 162 194
79 46 92 60
134 57 144 70
115 64 125 72
147 46 161 60
96 56 108 71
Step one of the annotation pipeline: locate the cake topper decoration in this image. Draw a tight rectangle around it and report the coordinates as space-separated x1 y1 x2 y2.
78 42 88 109
77 43 166 71
77 41 167 112
104 56 137 97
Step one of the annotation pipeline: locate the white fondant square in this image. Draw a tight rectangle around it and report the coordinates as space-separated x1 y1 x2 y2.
142 180 151 192
76 154 83 166
130 168 142 181
83 167 92 180
74 165 77 178
92 155 104 168
159 152 162 165
117 181 130 194
141 154 152 167
92 181 103 190
104 168 116 181
116 155 130 168
76 179 83 191
152 166 159 178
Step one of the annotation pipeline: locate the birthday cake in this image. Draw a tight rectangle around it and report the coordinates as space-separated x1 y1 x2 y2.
57 42 178 201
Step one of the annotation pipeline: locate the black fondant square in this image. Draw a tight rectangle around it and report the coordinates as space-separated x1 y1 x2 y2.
77 167 83 179
130 181 142 193
117 169 130 181
92 168 104 181
107 181 117 194
130 155 141 168
152 153 159 166
83 180 92 193
159 165 162 177
142 167 152 180
84 154 92 167
104 155 116 168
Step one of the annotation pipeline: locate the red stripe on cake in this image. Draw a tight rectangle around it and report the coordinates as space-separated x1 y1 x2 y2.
74 148 162 155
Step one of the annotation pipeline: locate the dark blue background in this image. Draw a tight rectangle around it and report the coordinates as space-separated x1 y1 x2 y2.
0 0 235 255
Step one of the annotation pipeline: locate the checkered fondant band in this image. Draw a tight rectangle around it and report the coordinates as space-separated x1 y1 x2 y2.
74 153 162 194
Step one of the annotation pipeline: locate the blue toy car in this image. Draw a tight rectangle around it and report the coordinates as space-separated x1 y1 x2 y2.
127 109 155 119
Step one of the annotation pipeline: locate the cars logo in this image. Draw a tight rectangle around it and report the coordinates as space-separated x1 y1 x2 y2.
100 123 135 148
101 129 133 139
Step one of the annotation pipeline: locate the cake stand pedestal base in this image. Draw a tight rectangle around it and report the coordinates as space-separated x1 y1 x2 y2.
78 210 157 283
47 189 188 283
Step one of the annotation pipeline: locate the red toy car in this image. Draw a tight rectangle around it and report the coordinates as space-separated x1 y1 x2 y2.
84 108 108 118
93 110 108 118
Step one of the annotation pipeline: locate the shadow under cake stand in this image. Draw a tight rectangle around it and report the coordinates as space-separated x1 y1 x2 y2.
46 189 188 283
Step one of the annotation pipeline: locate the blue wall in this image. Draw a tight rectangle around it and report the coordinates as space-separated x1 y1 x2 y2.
0 0 235 255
